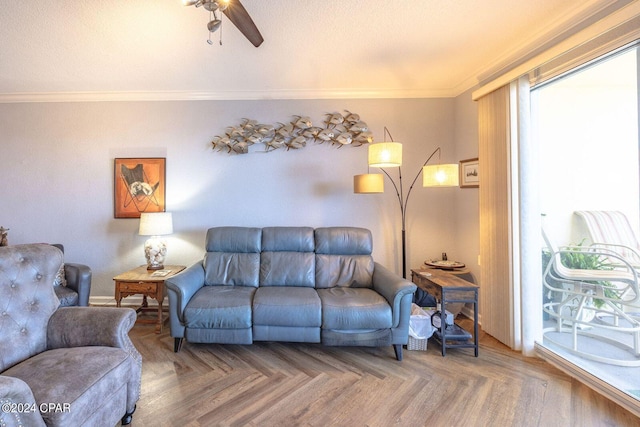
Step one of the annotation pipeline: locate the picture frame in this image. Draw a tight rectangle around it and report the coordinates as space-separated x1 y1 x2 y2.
459 158 479 188
114 158 166 218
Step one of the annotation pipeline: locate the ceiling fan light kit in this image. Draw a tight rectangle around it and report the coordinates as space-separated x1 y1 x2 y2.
203 1 228 12
183 0 264 47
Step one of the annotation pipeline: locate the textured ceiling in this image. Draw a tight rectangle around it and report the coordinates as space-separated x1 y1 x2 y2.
0 0 625 101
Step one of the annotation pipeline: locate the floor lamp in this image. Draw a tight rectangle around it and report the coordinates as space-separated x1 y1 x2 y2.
353 128 459 278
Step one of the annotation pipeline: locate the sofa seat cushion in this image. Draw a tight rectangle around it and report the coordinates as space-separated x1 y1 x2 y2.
3 346 130 426
253 287 321 327
54 285 78 307
184 286 255 329
317 287 392 330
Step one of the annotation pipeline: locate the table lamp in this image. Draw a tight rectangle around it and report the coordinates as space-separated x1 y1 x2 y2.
138 212 173 270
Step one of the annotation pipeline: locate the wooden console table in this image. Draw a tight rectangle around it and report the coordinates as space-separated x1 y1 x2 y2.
114 265 185 333
411 268 479 357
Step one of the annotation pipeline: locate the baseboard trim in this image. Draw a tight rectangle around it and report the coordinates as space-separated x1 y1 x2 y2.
460 305 481 326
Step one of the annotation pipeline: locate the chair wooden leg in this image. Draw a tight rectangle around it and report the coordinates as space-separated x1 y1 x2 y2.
174 338 183 353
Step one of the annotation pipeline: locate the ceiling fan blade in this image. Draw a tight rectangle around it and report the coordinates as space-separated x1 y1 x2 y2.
222 0 264 47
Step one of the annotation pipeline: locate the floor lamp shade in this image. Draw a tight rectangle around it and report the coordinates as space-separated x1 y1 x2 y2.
354 174 384 193
369 142 402 168
354 143 457 278
139 212 173 270
423 164 459 187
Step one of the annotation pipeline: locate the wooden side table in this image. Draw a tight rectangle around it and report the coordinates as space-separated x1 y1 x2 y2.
411 268 479 357
114 265 185 333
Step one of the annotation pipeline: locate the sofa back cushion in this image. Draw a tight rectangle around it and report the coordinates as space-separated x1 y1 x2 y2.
204 227 262 287
0 244 62 371
260 227 315 287
314 227 374 289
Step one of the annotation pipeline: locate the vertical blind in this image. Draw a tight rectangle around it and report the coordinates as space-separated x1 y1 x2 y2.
478 84 514 348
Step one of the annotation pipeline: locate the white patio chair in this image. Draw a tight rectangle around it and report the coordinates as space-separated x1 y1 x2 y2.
542 228 640 366
575 210 640 267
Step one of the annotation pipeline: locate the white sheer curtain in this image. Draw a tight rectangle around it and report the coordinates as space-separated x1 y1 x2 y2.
513 76 542 356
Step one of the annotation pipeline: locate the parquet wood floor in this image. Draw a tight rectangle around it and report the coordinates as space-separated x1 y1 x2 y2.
127 319 639 426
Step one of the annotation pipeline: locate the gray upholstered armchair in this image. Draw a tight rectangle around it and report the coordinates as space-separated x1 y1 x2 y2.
0 244 141 426
51 243 92 307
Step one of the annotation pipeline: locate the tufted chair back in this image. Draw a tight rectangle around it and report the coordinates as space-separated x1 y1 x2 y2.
0 244 62 371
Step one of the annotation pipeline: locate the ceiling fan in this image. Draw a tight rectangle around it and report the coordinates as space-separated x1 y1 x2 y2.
182 0 264 47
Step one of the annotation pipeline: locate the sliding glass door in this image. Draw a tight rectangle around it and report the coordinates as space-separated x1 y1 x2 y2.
533 46 639 399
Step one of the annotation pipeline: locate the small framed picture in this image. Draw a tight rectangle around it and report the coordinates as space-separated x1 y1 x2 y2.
459 158 479 188
114 158 166 218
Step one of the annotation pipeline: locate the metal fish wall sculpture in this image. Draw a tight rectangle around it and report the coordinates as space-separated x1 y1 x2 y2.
211 111 373 155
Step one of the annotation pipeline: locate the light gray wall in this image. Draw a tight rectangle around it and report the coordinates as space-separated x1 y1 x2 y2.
1 97 480 301
452 88 480 284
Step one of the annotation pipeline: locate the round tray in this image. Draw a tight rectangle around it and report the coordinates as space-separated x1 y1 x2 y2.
424 260 466 269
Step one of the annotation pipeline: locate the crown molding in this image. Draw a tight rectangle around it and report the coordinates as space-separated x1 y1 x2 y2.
474 0 631 85
0 87 460 104
473 0 640 100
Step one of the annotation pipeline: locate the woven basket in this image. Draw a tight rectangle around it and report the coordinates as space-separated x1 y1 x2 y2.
407 336 428 351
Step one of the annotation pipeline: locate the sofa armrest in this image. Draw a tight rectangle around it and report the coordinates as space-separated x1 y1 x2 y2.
164 262 206 322
63 263 92 306
0 376 46 427
372 262 417 327
47 307 137 350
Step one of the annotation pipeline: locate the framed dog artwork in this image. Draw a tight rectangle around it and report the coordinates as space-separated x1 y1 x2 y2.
114 158 166 218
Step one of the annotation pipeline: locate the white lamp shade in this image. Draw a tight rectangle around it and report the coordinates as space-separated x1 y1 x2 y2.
368 142 402 167
138 212 173 236
354 174 384 193
423 164 459 187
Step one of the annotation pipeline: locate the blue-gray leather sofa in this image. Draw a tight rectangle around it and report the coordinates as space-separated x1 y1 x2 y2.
165 226 417 360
